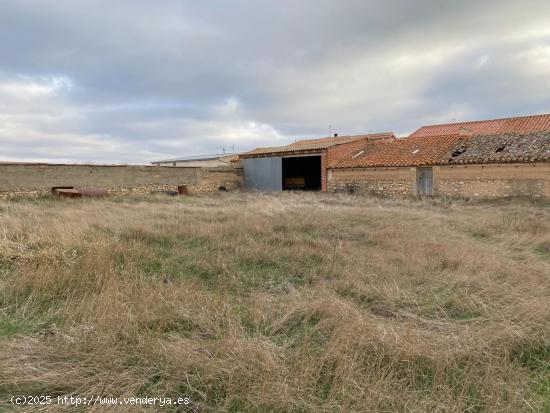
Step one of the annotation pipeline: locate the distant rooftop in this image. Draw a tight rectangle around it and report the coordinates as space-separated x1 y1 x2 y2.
152 153 238 164
333 131 550 168
241 133 395 157
409 113 550 138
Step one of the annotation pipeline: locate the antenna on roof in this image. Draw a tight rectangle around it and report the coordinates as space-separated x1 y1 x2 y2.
328 124 332 137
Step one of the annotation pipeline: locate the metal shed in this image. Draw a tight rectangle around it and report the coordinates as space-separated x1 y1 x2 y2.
242 156 282 191
240 133 396 192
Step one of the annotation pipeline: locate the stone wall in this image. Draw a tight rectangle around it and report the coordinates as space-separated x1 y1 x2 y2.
328 162 550 199
154 159 229 167
434 163 550 199
0 163 242 198
327 167 415 195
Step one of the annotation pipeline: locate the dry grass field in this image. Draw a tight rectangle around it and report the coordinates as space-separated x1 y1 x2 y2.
0 192 549 412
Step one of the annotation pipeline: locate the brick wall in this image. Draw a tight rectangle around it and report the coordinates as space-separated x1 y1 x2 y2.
321 153 328 192
0 163 242 198
435 162 550 199
327 167 415 195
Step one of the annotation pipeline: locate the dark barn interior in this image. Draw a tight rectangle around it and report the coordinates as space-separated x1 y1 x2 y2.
282 156 321 190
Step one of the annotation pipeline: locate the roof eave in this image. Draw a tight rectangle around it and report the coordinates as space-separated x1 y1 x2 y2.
240 148 327 158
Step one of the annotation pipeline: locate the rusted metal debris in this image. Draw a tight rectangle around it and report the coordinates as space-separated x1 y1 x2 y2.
51 185 193 198
52 187 109 198
54 189 82 198
51 186 75 195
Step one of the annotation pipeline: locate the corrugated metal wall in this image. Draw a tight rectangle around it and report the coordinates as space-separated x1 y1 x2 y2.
243 157 282 191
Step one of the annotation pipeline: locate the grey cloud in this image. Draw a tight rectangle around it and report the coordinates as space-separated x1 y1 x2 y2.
0 0 550 162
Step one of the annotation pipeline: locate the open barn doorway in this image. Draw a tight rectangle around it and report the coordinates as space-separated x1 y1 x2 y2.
282 155 321 190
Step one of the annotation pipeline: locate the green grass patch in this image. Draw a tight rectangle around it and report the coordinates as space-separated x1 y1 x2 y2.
535 241 550 260
0 259 14 279
235 256 286 289
336 286 381 309
399 291 482 321
512 342 550 410
185 261 219 283
470 230 491 241
266 309 332 355
234 253 324 292
315 362 336 400
0 317 28 338
115 231 214 280
0 314 55 338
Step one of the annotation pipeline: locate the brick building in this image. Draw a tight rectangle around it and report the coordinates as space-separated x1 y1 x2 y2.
328 131 550 199
240 113 550 199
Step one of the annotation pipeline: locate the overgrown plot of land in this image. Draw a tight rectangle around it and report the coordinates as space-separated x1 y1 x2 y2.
0 193 549 412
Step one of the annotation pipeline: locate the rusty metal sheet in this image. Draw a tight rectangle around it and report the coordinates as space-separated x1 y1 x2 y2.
55 189 82 198
51 186 75 195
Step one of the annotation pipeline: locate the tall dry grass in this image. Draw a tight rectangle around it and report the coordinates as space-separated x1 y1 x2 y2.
0 192 549 412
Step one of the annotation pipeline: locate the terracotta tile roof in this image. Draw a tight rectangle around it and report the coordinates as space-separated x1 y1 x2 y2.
444 132 550 165
241 142 350 157
241 133 395 157
332 132 550 168
327 138 377 167
409 113 550 138
333 135 466 168
289 132 394 147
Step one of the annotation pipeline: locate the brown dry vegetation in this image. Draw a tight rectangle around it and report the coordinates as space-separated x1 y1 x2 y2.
0 192 549 412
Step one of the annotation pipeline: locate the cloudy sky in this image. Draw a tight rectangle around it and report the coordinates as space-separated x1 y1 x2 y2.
1 0 550 164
